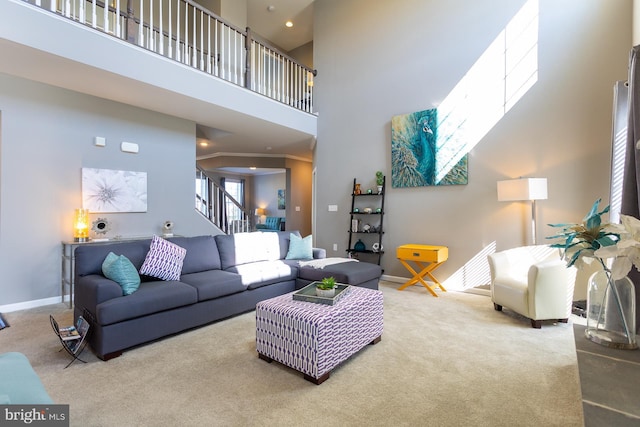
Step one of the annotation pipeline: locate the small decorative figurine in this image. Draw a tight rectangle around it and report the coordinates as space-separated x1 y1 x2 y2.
354 183 361 195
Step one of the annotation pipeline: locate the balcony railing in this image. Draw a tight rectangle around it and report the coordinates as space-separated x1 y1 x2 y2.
25 0 316 113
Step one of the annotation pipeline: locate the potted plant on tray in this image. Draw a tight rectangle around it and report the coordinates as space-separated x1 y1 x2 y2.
315 277 338 297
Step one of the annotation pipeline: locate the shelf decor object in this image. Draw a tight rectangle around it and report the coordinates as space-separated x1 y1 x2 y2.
497 177 547 245
73 208 90 242
347 176 385 265
162 220 174 237
91 218 111 237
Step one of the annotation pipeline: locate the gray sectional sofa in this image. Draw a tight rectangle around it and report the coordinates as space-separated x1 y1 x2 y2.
73 231 327 360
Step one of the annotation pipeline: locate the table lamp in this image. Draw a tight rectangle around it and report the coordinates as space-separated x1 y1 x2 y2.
73 208 90 242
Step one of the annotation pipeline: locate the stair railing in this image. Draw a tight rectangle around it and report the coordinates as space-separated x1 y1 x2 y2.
196 167 251 234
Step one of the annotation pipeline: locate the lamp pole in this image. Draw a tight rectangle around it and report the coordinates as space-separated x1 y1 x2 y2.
531 199 538 245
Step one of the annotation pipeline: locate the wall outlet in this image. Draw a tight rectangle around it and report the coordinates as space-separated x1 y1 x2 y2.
333 243 338 251
328 205 338 212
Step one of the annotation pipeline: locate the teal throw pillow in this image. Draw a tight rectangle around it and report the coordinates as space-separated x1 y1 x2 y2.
285 233 313 260
102 252 141 296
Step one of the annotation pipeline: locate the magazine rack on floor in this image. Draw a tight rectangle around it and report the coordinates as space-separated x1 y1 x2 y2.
50 314 90 369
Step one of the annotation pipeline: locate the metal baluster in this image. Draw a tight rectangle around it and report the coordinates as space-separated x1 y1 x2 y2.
200 11 204 71
176 0 180 62
184 1 188 64
148 0 153 51
168 0 173 59
192 6 196 67
103 0 108 32
158 0 163 55
115 0 120 37
207 15 211 73
137 0 143 46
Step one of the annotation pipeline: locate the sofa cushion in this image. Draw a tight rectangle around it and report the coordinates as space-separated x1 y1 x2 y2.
271 230 301 259
215 232 268 269
180 270 247 301
139 235 187 281
96 280 198 325
167 235 221 273
285 233 313 260
225 260 298 289
297 261 382 285
76 241 151 277
102 252 141 295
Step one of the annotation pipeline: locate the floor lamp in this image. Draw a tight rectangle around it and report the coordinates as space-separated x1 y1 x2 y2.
497 178 548 245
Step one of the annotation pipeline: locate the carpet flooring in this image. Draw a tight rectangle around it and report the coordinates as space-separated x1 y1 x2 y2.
0 282 584 426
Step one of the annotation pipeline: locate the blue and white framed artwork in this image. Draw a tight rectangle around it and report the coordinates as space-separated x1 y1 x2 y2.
391 108 468 188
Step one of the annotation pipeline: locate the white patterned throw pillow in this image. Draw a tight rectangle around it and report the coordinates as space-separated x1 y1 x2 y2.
139 235 187 281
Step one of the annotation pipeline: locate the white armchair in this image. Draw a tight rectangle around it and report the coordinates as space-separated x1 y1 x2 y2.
487 245 577 328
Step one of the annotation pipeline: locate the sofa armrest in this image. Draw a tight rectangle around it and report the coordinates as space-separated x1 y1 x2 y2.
313 247 327 259
75 274 123 319
527 260 576 318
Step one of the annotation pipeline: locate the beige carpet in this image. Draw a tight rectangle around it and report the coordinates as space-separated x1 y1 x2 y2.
0 282 584 426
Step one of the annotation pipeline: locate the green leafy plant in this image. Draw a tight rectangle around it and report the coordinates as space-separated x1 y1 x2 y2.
547 198 618 270
375 171 384 186
316 276 337 290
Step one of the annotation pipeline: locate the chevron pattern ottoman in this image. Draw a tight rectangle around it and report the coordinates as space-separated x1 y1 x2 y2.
256 286 383 384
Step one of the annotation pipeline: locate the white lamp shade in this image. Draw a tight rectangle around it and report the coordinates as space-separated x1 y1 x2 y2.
255 208 265 216
497 178 548 201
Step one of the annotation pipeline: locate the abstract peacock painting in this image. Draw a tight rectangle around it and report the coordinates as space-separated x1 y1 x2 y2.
391 108 468 188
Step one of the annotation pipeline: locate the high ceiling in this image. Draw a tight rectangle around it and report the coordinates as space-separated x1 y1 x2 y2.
246 0 314 52
195 0 316 166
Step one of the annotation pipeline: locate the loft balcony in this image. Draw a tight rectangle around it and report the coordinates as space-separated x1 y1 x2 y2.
0 0 318 159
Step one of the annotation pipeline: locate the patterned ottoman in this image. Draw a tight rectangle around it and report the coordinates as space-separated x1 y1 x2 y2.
256 286 383 384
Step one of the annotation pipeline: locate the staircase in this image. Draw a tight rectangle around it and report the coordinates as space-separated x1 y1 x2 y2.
196 167 251 234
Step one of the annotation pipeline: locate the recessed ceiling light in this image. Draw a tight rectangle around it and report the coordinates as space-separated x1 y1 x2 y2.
199 141 209 147
250 166 257 170
267 5 275 12
285 21 293 28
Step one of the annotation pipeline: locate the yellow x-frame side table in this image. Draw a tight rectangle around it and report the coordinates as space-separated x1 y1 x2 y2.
396 244 448 297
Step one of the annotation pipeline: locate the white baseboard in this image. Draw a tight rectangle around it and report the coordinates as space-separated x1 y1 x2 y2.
0 295 67 313
381 274 490 296
380 274 407 283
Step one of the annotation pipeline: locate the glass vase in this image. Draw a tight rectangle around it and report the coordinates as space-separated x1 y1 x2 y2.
586 270 637 350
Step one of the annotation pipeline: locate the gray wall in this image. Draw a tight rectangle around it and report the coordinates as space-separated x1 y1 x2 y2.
254 172 286 221
0 73 219 308
313 0 632 289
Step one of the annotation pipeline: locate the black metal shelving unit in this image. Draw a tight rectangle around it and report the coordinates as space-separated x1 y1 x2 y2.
346 176 385 265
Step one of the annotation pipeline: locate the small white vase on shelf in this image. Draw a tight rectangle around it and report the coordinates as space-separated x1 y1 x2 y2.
585 271 637 350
